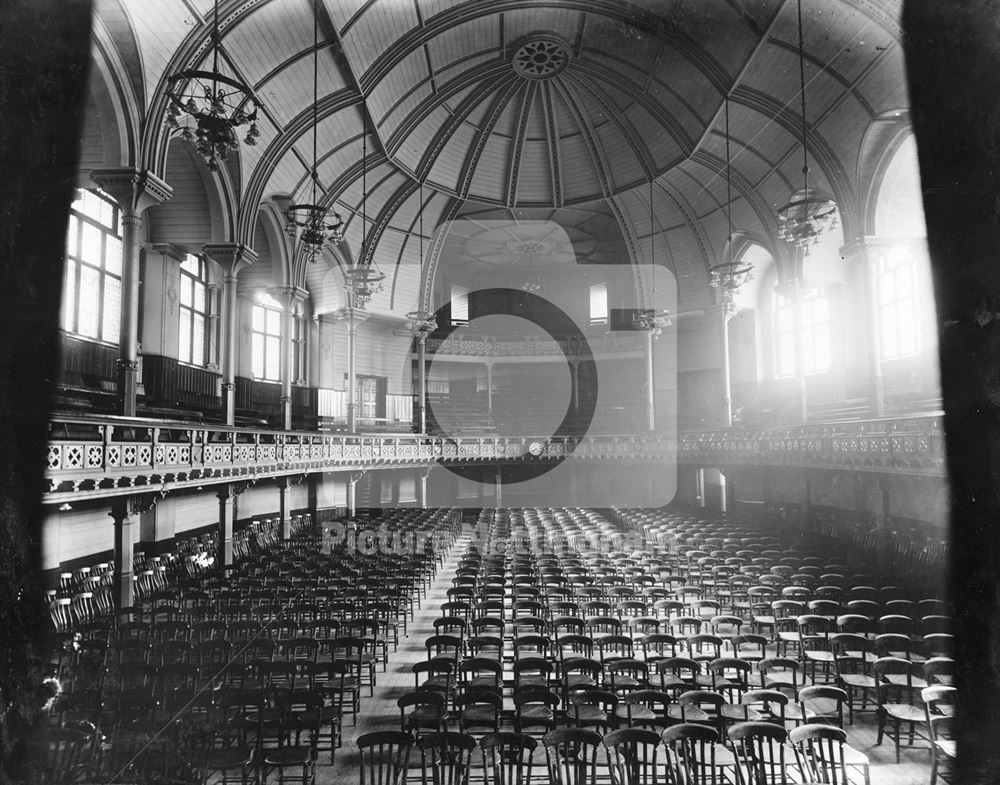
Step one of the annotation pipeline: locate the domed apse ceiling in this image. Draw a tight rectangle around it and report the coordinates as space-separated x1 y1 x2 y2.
108 0 908 313
440 202 630 280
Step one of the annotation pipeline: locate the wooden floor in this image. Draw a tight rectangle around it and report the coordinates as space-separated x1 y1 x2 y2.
268 531 937 785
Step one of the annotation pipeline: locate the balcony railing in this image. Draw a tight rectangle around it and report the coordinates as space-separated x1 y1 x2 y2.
44 412 945 503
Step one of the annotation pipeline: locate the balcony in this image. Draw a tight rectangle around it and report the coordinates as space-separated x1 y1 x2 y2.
44 412 945 504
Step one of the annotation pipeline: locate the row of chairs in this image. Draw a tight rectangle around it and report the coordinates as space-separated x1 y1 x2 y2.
354 722 870 785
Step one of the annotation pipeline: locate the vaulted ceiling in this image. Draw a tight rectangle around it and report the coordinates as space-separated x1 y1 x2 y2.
90 0 910 314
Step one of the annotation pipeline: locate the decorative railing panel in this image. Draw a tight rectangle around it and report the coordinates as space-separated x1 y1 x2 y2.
44 413 945 503
424 331 644 358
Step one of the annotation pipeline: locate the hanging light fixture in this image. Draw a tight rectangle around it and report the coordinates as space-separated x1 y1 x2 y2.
634 179 672 337
406 184 437 335
342 117 385 309
710 95 753 306
284 0 345 263
775 0 838 252
164 0 259 171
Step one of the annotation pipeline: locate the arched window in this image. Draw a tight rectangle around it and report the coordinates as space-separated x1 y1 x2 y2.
873 136 932 360
878 245 922 359
251 293 282 381
62 189 122 343
773 287 830 378
178 254 216 367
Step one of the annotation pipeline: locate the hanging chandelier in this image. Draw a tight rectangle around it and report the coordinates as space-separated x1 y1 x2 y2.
342 120 385 309
164 0 259 171
710 95 753 306
405 310 437 336
404 187 436 335
633 308 672 337
634 179 672 338
775 0 838 252
284 0 345 263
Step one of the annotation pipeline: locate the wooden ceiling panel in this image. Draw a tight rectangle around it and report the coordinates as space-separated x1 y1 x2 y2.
325 0 370 34
428 124 478 193
503 6 581 48
580 22 662 75
623 105 683 172
433 51 497 85
370 49 430 124
651 48 718 122
854 52 909 112
417 0 473 23
594 123 644 191
468 136 512 204
522 88 547 142
396 105 453 173
558 135 596 199
341 0 420 75
514 140 554 205
817 97 875 175
425 16 499 73
224 1 313 88
123 0 196 108
374 79 433 140
255 56 316 128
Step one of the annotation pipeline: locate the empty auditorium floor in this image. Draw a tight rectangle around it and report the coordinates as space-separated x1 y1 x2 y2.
298 533 937 785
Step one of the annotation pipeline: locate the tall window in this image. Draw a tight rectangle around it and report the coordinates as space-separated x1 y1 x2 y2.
878 245 921 360
774 293 796 378
451 284 469 325
292 313 307 383
62 189 122 343
251 294 282 381
799 291 831 373
773 288 830 377
589 282 608 325
178 254 210 366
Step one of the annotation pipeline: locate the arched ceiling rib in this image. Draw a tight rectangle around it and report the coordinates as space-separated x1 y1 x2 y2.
101 0 907 315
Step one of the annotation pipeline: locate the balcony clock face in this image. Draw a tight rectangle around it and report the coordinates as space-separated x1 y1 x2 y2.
528 441 545 456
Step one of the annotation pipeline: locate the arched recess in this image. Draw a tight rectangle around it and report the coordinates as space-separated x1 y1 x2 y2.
255 202 295 288
146 140 224 251
857 117 912 236
871 134 927 239
78 24 143 177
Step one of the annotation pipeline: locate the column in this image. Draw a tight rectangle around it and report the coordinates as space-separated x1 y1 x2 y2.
278 477 291 540
417 331 428 433
217 484 236 568
495 466 503 507
109 499 136 610
332 307 368 433
790 281 809 423
206 283 223 374
203 244 258 425
569 360 580 420
91 168 172 417
485 361 494 415
846 239 886 418
418 469 429 509
644 329 656 431
268 285 307 431
718 304 736 426
347 310 357 432
347 471 365 517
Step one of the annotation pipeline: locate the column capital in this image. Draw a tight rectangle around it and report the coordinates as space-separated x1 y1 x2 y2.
328 306 370 324
267 285 309 311
91 167 172 216
203 243 258 277
148 243 188 262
